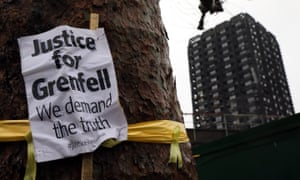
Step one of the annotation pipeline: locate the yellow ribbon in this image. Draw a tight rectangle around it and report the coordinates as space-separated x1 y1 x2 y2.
0 120 35 180
127 120 189 143
24 130 36 180
0 120 30 142
101 138 121 148
0 119 189 179
168 125 183 168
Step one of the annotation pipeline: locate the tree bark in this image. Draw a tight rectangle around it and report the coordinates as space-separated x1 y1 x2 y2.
0 0 197 179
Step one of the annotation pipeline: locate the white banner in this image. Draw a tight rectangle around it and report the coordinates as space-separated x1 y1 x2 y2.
18 25 128 162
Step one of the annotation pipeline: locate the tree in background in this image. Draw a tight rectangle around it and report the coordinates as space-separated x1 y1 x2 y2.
0 0 197 179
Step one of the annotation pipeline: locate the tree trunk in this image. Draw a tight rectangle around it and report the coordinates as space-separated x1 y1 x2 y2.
0 0 197 179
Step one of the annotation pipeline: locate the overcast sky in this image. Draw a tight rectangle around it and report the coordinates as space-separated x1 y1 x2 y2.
160 0 300 128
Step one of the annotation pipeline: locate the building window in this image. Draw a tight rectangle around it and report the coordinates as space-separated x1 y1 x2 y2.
216 123 223 129
206 42 213 48
225 64 232 69
211 77 217 83
214 100 220 105
213 92 219 98
249 106 256 112
235 21 242 27
205 36 212 41
236 29 243 34
226 72 232 77
242 64 249 70
222 49 229 55
212 85 218 90
227 79 233 84
246 89 254 94
208 56 214 61
210 70 216 75
198 91 203 97
229 95 236 100
192 36 201 42
222 42 228 48
220 29 226 34
248 97 255 103
237 35 244 41
198 91 205 100
228 87 235 92
215 108 221 113
243 73 251 78
207 49 213 54
241 57 248 63
209 64 215 69
245 80 252 86
221 35 227 41
240 50 247 56
224 56 230 62
216 116 222 121
193 49 199 55
230 102 237 108
193 94 198 100
239 42 246 50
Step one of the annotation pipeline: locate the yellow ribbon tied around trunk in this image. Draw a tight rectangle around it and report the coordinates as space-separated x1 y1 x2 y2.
24 130 36 180
168 125 183 168
0 120 36 180
0 120 30 142
0 119 189 180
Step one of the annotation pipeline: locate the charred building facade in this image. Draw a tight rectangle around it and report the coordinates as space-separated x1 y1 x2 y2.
188 13 294 130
